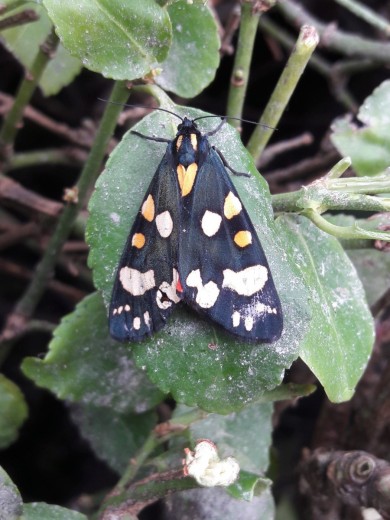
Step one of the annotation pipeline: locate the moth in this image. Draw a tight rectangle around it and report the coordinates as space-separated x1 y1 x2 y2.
109 112 283 342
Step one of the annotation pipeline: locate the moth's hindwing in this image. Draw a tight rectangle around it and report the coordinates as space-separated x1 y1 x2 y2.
109 147 182 341
179 139 283 342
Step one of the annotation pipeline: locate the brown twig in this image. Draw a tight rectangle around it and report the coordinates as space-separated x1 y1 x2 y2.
0 257 87 307
257 132 314 169
265 149 340 186
0 9 38 30
0 92 95 148
0 221 39 250
0 174 63 217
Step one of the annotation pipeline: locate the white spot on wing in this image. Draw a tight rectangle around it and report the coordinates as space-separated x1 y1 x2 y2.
144 311 150 327
201 210 222 237
156 211 173 238
119 267 156 296
133 317 141 330
232 311 240 327
156 269 181 309
245 316 254 331
222 265 268 296
186 269 220 309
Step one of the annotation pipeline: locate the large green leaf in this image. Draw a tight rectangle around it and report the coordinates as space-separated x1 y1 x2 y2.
70 404 157 473
87 105 309 413
43 0 172 80
22 293 164 414
0 3 82 96
176 402 273 476
0 466 23 520
331 80 390 176
279 215 374 402
23 503 86 520
163 486 274 520
155 1 220 97
347 248 390 307
0 375 28 449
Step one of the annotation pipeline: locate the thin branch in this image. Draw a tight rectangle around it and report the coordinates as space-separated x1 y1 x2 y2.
226 1 267 127
334 0 390 36
0 28 59 167
277 0 390 63
0 81 130 347
0 8 38 30
247 24 319 161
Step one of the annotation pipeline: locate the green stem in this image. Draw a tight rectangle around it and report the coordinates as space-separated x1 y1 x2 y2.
226 1 263 128
258 17 360 112
277 0 390 63
13 81 130 320
246 24 319 161
304 209 390 242
7 149 82 171
116 408 207 491
0 27 59 165
334 0 390 36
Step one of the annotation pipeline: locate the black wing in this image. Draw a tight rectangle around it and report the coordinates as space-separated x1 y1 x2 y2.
109 147 182 341
178 143 283 342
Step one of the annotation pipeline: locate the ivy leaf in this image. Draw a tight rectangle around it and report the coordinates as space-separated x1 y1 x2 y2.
22 293 164 414
0 3 82 96
279 215 374 402
87 106 310 413
0 375 28 449
156 1 220 97
43 0 172 80
331 80 390 176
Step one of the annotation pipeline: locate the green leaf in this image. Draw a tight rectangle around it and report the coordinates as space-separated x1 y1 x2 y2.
43 0 172 80
0 375 28 449
0 466 23 520
155 1 220 97
331 80 390 176
0 3 82 96
87 105 310 414
228 471 271 501
279 215 374 402
164 486 274 520
22 293 164 414
70 404 157 473
347 248 390 307
23 503 87 520
177 402 273 475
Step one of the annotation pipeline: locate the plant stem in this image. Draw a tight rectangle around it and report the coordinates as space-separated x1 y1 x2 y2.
304 209 390 242
246 24 319 161
334 0 390 36
12 81 130 320
277 0 390 63
226 1 264 128
0 27 59 165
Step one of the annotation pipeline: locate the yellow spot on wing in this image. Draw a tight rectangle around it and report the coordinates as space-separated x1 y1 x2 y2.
190 133 198 151
176 135 183 151
132 233 146 249
224 192 242 219
177 162 198 196
234 230 252 248
141 194 155 222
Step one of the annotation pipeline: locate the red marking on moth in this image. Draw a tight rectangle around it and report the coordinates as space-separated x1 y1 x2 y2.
176 278 183 293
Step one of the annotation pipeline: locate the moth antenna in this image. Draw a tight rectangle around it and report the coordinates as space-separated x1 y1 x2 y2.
97 98 184 122
193 114 276 130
